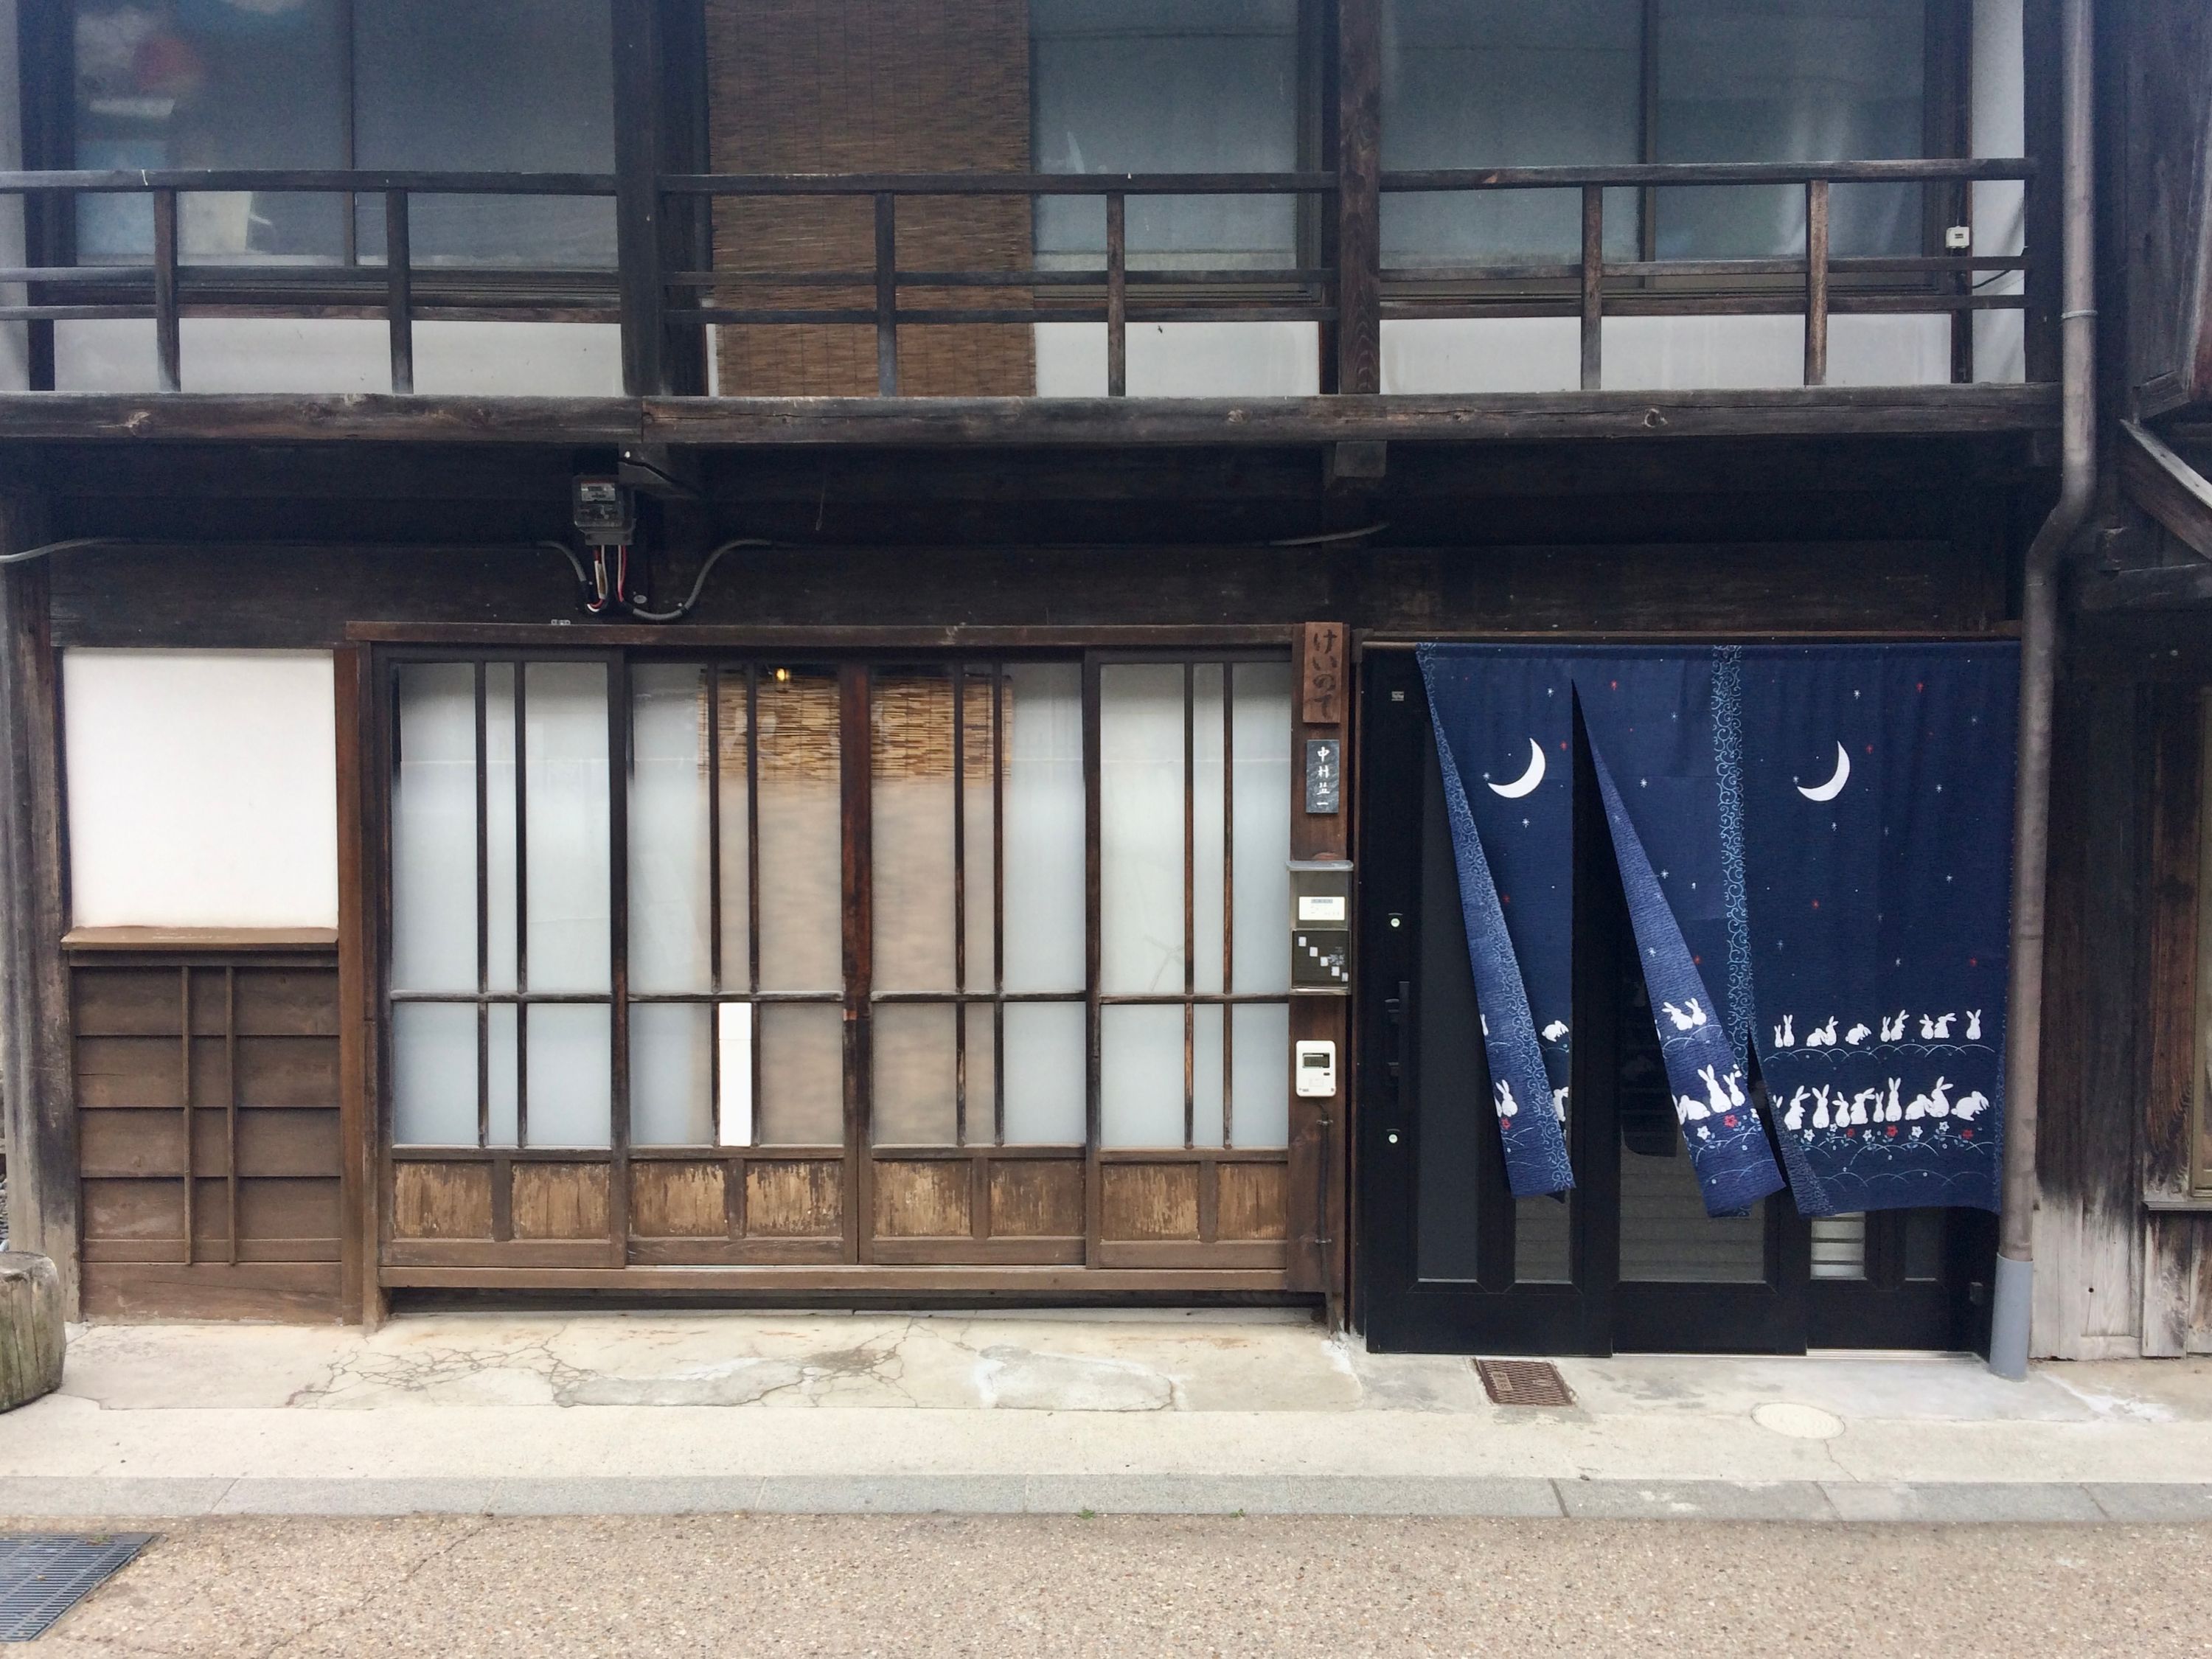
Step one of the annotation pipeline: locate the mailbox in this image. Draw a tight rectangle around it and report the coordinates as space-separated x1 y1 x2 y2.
1288 859 1352 995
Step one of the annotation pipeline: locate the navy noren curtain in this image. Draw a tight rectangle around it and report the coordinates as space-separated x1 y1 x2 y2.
1417 642 2017 1218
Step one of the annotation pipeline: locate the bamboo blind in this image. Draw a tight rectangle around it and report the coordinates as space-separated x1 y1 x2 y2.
705 0 1037 396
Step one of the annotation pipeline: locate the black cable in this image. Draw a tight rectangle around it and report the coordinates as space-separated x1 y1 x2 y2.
629 538 777 623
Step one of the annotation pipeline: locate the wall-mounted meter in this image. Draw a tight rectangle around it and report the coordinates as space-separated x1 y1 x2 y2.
1295 1040 1338 1098
1288 858 1352 995
571 475 635 546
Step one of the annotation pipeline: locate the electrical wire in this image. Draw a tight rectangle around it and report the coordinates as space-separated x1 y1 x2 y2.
629 538 777 623
1267 522 1390 547
0 536 122 566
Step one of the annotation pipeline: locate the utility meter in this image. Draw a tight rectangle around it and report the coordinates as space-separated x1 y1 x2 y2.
1288 858 1352 995
571 475 636 546
1295 1040 1338 1099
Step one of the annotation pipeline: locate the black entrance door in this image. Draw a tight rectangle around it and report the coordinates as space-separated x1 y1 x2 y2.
1356 649 1993 1357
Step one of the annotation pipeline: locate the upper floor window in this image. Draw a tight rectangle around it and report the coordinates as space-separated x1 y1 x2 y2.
71 0 615 267
1031 0 1309 269
1382 0 1935 263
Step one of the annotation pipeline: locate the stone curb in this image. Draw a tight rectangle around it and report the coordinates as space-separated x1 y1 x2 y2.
2 1476 2211 1522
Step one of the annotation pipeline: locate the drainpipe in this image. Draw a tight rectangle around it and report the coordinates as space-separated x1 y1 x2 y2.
1989 0 2098 1381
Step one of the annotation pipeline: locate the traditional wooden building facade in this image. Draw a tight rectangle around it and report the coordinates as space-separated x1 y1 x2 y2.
0 0 2201 1361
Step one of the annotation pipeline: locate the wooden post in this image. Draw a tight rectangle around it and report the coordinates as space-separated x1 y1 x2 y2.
1106 192 1128 399
612 0 669 397
0 498 78 1318
1288 622 1350 1319
1580 184 1605 392
152 189 181 392
1804 178 1830 387
385 191 414 395
874 194 899 397
333 645 384 1326
1334 0 1382 397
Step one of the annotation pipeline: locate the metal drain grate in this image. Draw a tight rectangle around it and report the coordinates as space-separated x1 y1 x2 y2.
0 1534 154 1642
1474 1358 1575 1408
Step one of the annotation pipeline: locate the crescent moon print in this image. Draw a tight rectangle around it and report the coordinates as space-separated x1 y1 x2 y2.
1797 742 1852 803
1488 737 1547 799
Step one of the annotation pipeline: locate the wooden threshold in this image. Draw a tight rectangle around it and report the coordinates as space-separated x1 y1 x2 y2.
0 385 2059 448
380 1265 1295 1293
63 926 340 953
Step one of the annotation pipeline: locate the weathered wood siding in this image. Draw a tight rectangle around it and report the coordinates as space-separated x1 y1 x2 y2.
72 954 345 1321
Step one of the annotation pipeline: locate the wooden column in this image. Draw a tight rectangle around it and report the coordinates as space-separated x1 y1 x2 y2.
333 646 384 1326
613 0 670 397
1334 0 1382 397
1287 622 1350 1316
0 498 77 1315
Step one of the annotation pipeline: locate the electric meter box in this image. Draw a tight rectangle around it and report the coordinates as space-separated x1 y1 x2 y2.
1288 859 1352 995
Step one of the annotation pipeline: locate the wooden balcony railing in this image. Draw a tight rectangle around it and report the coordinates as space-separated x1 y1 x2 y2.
0 157 2037 400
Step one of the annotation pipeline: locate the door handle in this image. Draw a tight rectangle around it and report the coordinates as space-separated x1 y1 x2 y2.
1383 978 1409 1082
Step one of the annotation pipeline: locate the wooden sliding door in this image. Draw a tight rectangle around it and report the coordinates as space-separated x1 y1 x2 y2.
375 647 1298 1287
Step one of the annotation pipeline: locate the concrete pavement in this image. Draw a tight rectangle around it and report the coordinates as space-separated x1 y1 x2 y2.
3 1309 2211 1518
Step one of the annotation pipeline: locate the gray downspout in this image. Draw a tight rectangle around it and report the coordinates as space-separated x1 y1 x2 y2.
1989 0 2098 1381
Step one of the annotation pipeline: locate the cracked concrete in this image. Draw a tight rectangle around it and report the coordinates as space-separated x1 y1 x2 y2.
8 1312 2212 1517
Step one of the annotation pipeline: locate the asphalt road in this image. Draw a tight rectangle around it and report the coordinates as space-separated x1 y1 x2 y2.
21 1514 2212 1657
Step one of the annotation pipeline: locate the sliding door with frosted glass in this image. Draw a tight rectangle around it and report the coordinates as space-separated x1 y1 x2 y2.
385 655 624 1267
380 648 1298 1281
1093 657 1295 1270
623 663 852 1264
864 664 1090 1262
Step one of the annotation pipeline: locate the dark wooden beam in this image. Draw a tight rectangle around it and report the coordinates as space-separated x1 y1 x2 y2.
0 494 77 1312
0 385 2059 448
1334 0 1382 397
2121 420 2212 559
2075 563 2212 610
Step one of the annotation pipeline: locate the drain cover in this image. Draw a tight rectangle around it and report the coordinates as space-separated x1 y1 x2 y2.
1474 1358 1575 1408
0 1534 154 1642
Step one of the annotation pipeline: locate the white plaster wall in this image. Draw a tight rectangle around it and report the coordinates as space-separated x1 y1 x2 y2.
1972 0 2028 384
1035 321 1320 397
1385 313 1950 394
55 319 623 395
63 650 340 930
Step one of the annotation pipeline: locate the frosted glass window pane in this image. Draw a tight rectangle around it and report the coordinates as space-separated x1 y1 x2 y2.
352 0 616 267
392 1002 477 1144
1033 0 1298 266
392 664 477 993
487 1002 518 1147
631 1002 712 1147
1001 664 1087 993
1654 0 1927 258
1232 1003 1290 1148
757 669 843 994
72 0 347 262
1382 0 1641 262
523 663 611 993
628 665 712 994
1192 1003 1225 1150
1102 1004 1186 1148
485 666 519 993
961 672 998 990
757 1003 844 1144
525 1004 611 1148
1102 664 1187 995
716 675 751 988
1002 1004 1087 1144
872 1003 957 1145
872 671 957 995
717 1002 754 1147
1192 666 1226 995
1232 663 1293 994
